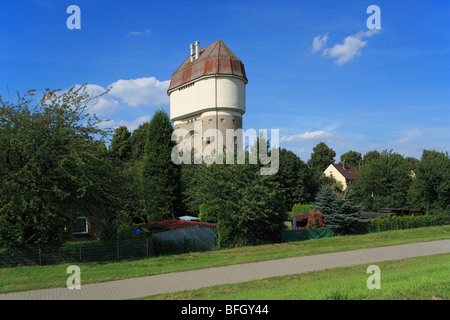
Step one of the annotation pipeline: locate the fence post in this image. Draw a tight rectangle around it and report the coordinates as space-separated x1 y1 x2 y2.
38 244 42 266
79 243 82 262
146 238 149 258
117 240 119 260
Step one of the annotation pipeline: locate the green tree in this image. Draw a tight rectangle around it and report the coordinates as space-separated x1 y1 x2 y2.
307 142 336 179
108 124 147 226
189 162 243 247
0 86 121 247
340 150 362 166
141 110 181 222
407 150 450 213
362 150 380 164
110 126 132 161
331 180 344 193
214 163 287 247
350 150 413 211
180 149 205 217
198 203 222 223
312 185 360 235
130 122 150 161
185 142 288 247
277 149 315 210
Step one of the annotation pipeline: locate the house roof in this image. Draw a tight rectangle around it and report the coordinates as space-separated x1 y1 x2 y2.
330 163 359 180
288 214 309 222
140 219 217 232
168 40 247 92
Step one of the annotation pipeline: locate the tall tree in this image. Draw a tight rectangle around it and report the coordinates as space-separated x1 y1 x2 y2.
130 122 150 161
0 86 121 247
277 149 315 210
141 110 181 222
350 150 413 211
307 142 336 177
362 150 380 164
312 185 360 235
110 126 132 161
340 150 362 166
407 150 450 213
109 125 145 226
185 140 288 247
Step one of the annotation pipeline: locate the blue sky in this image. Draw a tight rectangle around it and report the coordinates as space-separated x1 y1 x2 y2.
1 0 449 161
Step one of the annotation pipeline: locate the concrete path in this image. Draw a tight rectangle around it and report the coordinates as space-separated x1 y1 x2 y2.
1 239 449 300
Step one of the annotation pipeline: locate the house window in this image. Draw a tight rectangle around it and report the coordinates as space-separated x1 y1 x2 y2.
220 118 225 123
208 119 213 124
206 137 211 144
330 171 333 177
232 119 237 124
72 216 88 235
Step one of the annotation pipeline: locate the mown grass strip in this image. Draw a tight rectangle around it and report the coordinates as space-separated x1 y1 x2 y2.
142 253 450 300
0 225 449 294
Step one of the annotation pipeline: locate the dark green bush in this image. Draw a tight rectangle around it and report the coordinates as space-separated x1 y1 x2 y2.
366 214 438 233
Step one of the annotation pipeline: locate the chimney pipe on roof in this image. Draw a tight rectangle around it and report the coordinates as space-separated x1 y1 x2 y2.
190 44 195 62
343 160 346 169
195 41 200 60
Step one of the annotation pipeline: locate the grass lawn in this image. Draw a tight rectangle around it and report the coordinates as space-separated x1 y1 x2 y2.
141 253 450 300
0 225 449 294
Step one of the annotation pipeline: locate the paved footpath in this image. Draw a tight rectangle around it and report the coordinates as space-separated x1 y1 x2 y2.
1 239 449 300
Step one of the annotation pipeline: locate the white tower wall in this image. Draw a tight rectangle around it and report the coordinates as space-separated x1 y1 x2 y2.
168 40 247 155
169 75 246 122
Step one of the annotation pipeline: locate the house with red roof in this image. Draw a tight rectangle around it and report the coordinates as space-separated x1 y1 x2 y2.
323 160 359 190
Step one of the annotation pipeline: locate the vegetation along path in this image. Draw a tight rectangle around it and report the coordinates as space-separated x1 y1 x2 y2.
1 239 449 300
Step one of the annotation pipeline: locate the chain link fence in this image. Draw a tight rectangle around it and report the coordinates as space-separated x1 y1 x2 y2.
0 227 218 268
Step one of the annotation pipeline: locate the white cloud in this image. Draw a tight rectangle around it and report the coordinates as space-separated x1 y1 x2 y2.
62 77 169 132
99 115 152 132
108 77 170 107
280 130 332 142
83 84 122 117
88 95 121 117
57 84 121 117
323 29 380 65
311 33 328 53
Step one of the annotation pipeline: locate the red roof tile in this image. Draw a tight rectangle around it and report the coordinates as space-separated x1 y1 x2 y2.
288 214 309 221
168 40 247 92
331 163 359 180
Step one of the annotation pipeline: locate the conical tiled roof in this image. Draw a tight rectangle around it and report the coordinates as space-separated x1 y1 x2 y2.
168 40 247 92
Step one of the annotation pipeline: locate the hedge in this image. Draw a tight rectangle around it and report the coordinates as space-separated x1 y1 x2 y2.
366 214 438 233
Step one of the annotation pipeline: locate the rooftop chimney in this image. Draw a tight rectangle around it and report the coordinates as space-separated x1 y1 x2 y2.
190 44 195 62
195 41 200 60
343 160 346 169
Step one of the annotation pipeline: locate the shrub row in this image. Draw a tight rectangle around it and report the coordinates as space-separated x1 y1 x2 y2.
366 214 438 233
